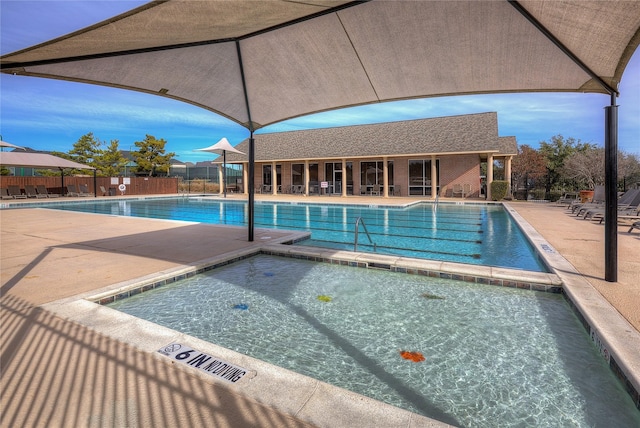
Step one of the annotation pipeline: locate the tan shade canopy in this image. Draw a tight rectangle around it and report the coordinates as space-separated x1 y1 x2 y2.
2 1 638 130
0 152 96 170
0 140 26 150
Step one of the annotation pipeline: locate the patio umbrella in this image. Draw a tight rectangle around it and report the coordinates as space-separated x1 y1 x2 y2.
0 139 25 151
196 138 245 198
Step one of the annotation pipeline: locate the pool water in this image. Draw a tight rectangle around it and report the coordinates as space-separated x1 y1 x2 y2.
47 198 547 272
107 255 640 427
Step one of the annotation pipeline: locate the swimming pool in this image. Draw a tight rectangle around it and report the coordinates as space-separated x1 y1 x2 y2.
46 198 548 272
106 254 640 427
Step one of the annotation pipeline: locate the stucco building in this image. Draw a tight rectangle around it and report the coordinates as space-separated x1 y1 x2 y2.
217 112 516 200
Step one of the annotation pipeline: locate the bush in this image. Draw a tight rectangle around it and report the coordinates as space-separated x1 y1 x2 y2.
490 180 508 201
532 189 546 200
549 190 563 202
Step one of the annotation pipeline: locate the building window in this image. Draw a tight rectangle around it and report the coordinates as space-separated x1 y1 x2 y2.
262 164 272 185
360 161 393 186
291 163 304 185
409 159 439 196
262 164 282 187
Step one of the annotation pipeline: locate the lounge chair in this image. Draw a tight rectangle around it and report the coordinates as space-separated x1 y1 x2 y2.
1 188 13 200
78 184 94 197
36 184 60 198
25 184 46 198
616 207 640 225
66 184 80 197
569 185 605 214
100 185 108 196
584 190 640 221
8 185 27 199
628 221 640 233
555 192 579 207
579 189 640 220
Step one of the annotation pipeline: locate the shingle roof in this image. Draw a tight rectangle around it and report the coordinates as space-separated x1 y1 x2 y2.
498 136 518 155
222 112 508 162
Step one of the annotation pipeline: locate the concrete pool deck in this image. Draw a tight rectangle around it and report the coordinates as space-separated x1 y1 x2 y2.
1 195 639 426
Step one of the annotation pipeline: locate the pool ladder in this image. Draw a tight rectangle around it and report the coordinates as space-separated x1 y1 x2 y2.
354 217 376 252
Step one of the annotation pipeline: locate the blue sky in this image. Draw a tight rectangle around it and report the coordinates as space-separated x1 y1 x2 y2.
1 1 638 163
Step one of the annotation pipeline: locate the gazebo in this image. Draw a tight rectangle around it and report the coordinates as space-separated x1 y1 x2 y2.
0 152 97 196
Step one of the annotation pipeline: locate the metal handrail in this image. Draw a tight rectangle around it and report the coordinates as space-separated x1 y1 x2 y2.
354 216 376 252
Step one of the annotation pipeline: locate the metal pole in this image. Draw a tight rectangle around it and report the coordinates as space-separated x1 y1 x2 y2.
248 133 255 241
223 150 227 198
236 40 254 242
604 94 618 282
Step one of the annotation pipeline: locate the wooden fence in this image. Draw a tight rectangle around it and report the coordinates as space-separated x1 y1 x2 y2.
0 176 179 196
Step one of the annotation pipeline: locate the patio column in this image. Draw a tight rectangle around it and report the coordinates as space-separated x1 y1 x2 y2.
271 161 277 195
342 158 347 197
486 154 494 200
243 162 248 194
218 166 224 196
304 160 309 195
382 157 389 197
431 155 437 199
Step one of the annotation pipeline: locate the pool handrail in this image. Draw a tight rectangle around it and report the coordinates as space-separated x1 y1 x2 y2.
354 216 376 252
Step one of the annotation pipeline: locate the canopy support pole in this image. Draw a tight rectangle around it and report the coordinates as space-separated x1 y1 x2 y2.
510 0 619 281
236 40 254 241
223 150 227 198
93 169 97 198
605 94 618 282
248 133 255 241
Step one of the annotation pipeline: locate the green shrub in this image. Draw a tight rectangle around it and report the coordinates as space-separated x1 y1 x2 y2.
549 190 563 202
532 189 547 200
491 180 508 201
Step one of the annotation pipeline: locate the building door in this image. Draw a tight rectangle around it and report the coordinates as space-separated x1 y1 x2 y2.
325 162 343 194
333 169 342 194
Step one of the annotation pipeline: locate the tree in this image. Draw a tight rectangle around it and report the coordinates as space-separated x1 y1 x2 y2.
69 132 101 167
511 144 546 196
538 134 594 192
96 140 128 177
619 151 640 189
562 146 604 189
132 134 175 176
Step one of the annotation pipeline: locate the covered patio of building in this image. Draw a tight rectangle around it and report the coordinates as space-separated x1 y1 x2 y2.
219 113 516 200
